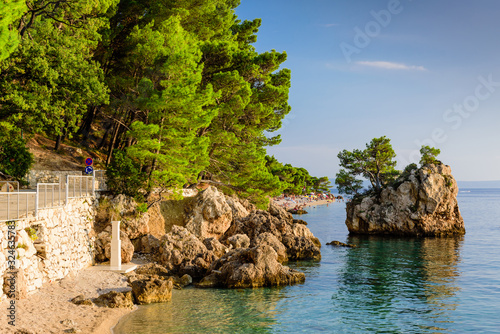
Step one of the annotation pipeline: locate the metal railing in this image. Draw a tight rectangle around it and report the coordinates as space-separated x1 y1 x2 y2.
37 182 65 209
0 191 37 221
0 171 107 222
93 170 107 191
67 175 94 200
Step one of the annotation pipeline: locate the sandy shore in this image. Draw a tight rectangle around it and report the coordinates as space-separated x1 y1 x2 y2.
0 266 134 334
272 197 340 210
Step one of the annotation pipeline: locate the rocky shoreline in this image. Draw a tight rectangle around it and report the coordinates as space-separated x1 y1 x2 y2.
2 187 322 333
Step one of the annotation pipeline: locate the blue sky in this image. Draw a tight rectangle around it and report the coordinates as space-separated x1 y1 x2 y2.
235 0 500 181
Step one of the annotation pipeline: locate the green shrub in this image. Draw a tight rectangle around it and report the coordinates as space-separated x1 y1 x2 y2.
137 202 148 213
106 150 147 200
25 227 38 242
0 135 33 182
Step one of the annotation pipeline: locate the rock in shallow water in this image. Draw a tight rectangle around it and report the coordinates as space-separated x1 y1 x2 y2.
131 277 174 305
346 164 465 236
197 245 305 288
326 241 357 248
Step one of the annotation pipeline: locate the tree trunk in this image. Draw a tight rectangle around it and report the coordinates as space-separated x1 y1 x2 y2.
98 123 112 149
106 123 120 166
55 134 62 151
78 105 99 140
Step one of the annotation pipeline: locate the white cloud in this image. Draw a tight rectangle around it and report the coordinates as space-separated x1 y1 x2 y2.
356 61 427 71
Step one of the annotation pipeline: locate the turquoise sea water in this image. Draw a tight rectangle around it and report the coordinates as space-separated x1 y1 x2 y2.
114 189 500 333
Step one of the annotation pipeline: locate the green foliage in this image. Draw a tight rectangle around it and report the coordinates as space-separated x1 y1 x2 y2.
265 156 329 195
311 176 332 193
402 163 418 176
123 16 215 193
136 202 148 213
0 0 296 208
391 163 418 189
191 15 291 206
420 145 441 166
335 169 363 196
0 0 113 141
336 136 399 194
106 150 146 200
0 0 26 61
0 124 33 181
24 227 38 241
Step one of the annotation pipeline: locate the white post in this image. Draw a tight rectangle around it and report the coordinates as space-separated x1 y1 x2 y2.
110 221 121 269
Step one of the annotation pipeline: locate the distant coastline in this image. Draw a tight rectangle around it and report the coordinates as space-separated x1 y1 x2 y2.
328 180 500 193
456 180 500 189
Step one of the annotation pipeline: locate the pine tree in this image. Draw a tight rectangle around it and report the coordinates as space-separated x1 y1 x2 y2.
0 0 26 61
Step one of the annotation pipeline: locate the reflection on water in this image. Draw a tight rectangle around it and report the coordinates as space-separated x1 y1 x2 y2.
114 191 500 333
332 235 463 333
115 236 464 334
113 286 287 334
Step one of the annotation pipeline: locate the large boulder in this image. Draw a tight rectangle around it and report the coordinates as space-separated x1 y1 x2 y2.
159 225 217 278
134 263 171 278
93 291 134 308
203 238 228 258
131 277 174 304
252 233 288 263
224 210 289 242
227 234 250 249
223 207 321 261
98 194 150 239
346 164 465 236
138 234 161 254
185 187 233 240
95 228 135 263
197 245 305 288
225 195 251 220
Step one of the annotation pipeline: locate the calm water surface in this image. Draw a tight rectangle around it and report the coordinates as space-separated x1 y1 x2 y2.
114 189 500 333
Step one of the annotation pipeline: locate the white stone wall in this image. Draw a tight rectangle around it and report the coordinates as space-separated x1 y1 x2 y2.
0 198 96 301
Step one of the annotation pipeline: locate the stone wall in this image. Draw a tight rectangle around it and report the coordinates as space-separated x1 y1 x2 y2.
27 170 83 188
0 198 97 301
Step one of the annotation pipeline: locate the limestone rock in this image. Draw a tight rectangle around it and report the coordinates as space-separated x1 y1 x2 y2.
93 291 134 308
227 234 250 249
203 237 228 258
345 164 465 236
224 210 289 242
282 235 321 261
97 194 150 239
135 263 171 278
252 232 288 263
223 208 321 261
120 212 150 240
326 241 357 248
131 277 174 305
293 219 308 225
268 202 294 224
184 187 233 240
70 294 93 306
197 245 305 288
139 234 161 254
103 230 135 263
225 195 250 219
177 274 192 287
159 226 216 278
